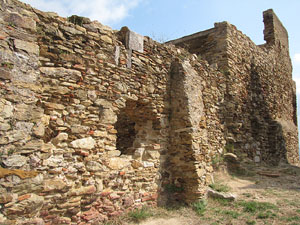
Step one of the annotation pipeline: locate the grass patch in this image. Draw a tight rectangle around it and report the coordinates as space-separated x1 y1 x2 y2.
192 199 207 216
285 216 300 222
128 207 153 223
221 210 240 219
246 220 256 225
209 183 231 193
239 200 278 214
212 198 233 206
257 210 277 219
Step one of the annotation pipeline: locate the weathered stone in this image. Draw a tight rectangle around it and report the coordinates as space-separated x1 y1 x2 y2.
4 194 44 217
14 104 43 121
0 193 14 204
69 185 96 196
0 1 298 223
0 130 30 145
20 140 44 153
71 137 96 150
0 100 13 118
0 68 12 80
5 12 36 31
71 125 90 134
52 132 68 145
107 150 121 157
125 29 144 53
43 178 67 192
0 122 11 131
43 155 64 167
86 161 103 172
40 67 82 80
100 108 117 124
44 102 65 110
100 35 112 44
207 188 236 201
60 24 83 35
105 158 130 170
3 155 27 167
33 123 45 137
14 39 39 55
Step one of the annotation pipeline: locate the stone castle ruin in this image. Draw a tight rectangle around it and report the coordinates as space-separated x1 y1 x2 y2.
0 0 299 223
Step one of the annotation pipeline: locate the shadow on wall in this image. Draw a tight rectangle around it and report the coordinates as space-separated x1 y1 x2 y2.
248 62 287 165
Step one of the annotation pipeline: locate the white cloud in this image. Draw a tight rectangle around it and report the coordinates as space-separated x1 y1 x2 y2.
293 53 300 64
21 0 141 25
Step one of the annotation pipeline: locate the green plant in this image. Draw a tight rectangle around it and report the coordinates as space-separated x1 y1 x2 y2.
213 198 233 206
192 199 207 216
246 220 256 225
209 183 231 193
239 200 277 214
221 210 240 219
211 154 225 167
8 149 14 155
285 216 300 222
225 143 234 153
257 210 277 219
8 22 16 27
128 207 152 223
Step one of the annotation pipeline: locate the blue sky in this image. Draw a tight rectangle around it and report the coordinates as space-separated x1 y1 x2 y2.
21 0 300 127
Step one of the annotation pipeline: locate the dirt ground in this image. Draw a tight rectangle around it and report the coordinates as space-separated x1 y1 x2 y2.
125 160 300 225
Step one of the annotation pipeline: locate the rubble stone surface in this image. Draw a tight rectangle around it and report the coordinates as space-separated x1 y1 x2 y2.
0 1 298 224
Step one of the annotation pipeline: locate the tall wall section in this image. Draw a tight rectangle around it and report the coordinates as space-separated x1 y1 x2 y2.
169 9 299 166
0 0 226 224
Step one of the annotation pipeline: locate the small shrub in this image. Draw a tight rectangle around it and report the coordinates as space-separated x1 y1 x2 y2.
209 183 231 193
128 207 152 223
192 199 207 216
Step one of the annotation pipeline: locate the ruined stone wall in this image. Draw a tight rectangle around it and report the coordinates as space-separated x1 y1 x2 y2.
0 0 298 224
0 0 225 224
169 10 299 166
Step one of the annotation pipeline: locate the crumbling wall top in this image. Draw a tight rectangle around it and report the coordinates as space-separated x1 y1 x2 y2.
263 9 289 50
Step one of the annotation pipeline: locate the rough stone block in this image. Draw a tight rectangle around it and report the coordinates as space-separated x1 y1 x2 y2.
14 39 39 55
126 30 144 53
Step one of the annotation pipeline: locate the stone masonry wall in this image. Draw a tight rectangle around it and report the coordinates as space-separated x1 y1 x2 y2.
169 10 299 166
0 0 298 224
0 0 225 224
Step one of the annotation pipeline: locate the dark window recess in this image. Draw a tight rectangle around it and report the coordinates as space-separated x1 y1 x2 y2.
115 110 137 155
